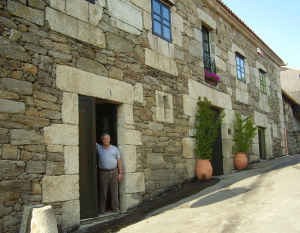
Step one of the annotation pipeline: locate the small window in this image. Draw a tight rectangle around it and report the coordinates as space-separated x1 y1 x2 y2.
259 70 267 94
202 26 216 73
236 54 246 82
152 0 172 42
202 26 210 58
86 0 95 4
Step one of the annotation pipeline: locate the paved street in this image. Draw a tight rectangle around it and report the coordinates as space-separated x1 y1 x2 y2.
119 156 300 233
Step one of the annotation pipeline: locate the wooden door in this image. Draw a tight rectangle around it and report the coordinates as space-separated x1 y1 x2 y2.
79 95 98 219
211 108 223 176
258 127 266 160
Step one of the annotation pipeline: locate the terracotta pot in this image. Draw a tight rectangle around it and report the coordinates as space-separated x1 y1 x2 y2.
234 152 248 170
195 159 213 181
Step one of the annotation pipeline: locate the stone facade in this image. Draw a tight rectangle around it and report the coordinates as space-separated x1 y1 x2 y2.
0 0 286 232
282 90 300 155
280 68 300 154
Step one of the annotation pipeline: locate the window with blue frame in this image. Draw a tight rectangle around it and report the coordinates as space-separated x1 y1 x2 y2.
86 0 95 4
152 0 172 42
236 54 246 82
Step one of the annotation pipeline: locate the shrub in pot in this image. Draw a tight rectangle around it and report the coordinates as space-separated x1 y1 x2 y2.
194 97 225 180
232 113 257 170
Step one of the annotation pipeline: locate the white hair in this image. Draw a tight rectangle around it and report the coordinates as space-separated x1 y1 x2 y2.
101 134 110 139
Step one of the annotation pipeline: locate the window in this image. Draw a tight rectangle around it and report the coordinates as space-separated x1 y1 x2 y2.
202 26 216 73
202 26 210 58
86 0 95 4
152 0 172 42
236 54 246 82
259 70 267 94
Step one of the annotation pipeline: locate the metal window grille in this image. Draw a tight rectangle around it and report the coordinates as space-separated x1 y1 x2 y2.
203 55 216 73
152 0 172 42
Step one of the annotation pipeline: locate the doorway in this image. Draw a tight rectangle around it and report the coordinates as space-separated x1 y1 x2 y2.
258 127 266 160
79 96 118 219
95 101 118 212
211 108 223 176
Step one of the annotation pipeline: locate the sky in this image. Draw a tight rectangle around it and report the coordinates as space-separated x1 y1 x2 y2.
221 0 300 69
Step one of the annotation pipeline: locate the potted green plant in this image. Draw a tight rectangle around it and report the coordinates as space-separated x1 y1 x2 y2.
194 97 225 180
232 113 258 170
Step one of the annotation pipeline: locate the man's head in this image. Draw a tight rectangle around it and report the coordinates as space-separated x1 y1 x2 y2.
101 134 111 146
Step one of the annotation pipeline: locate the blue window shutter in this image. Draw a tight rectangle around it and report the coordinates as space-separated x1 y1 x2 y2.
86 0 95 4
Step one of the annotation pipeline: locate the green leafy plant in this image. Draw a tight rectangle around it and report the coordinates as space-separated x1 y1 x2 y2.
195 97 225 159
233 113 258 153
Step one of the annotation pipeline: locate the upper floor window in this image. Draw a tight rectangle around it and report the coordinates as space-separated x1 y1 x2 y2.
152 0 172 42
202 26 216 73
236 53 246 82
86 0 95 3
259 70 267 94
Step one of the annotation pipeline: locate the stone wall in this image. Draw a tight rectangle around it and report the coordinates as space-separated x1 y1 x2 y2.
282 96 300 155
0 0 285 232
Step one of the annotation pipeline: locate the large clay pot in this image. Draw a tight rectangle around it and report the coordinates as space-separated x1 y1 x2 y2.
195 159 213 181
234 152 248 170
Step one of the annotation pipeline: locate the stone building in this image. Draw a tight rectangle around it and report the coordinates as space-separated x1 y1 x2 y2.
281 67 300 129
281 89 300 155
0 0 286 231
281 67 300 155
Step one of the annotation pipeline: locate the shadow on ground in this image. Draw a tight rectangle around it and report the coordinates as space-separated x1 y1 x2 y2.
77 155 300 233
190 187 250 208
78 178 220 233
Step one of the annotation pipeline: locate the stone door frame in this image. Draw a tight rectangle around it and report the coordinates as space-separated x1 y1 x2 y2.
182 78 235 175
42 65 145 230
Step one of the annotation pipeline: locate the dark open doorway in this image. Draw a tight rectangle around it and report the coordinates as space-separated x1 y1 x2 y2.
96 101 118 213
95 102 118 146
258 127 266 160
211 108 224 176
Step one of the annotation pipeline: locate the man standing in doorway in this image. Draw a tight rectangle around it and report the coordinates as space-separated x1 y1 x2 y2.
96 134 123 214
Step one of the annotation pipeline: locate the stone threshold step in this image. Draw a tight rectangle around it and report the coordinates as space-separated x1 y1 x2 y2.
80 211 125 226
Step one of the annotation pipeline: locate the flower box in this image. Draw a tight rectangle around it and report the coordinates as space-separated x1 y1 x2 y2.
205 71 220 86
205 77 217 86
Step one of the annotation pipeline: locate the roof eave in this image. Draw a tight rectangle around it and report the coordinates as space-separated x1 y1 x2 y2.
282 89 299 105
203 0 285 67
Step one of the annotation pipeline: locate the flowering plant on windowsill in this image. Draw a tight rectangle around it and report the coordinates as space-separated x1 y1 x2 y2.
205 71 221 83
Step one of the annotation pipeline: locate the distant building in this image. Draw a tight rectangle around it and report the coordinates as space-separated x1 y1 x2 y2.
0 0 287 231
281 67 300 104
281 89 300 155
281 67 300 155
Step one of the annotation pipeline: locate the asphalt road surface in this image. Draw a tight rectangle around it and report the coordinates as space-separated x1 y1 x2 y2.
118 155 300 233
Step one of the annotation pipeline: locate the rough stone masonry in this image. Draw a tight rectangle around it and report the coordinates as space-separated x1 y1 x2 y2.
0 0 285 232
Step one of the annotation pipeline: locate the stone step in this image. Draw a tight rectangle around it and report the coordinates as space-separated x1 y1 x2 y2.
80 211 125 226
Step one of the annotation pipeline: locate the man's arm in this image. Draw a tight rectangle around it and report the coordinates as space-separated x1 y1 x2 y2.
117 158 123 181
